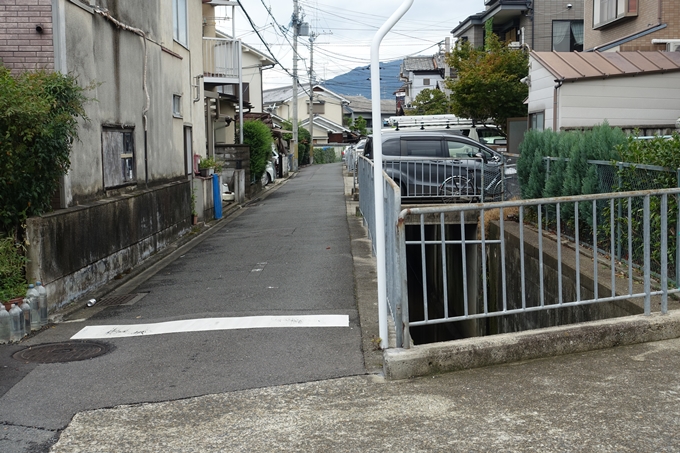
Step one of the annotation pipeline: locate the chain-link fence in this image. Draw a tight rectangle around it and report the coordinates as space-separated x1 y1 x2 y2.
543 158 680 285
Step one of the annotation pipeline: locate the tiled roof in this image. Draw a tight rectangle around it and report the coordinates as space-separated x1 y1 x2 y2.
402 55 445 72
531 51 680 82
343 95 396 114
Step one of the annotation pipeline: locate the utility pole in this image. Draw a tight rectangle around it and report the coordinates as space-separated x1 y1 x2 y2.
308 33 315 164
292 0 300 171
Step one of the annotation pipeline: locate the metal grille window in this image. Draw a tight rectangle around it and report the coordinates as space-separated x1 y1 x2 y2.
102 128 136 188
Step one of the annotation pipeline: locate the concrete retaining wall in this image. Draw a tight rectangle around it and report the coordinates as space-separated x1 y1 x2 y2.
25 180 191 311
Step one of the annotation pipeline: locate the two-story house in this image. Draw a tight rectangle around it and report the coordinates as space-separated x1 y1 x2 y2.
397 55 446 109
263 85 350 145
0 0 261 311
451 0 585 52
585 0 679 51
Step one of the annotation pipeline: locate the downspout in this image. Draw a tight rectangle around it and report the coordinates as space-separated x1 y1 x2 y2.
371 0 414 350
553 78 563 131
92 7 150 187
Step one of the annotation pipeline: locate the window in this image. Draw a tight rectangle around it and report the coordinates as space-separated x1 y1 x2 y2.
593 0 638 28
184 126 192 176
446 140 476 158
173 95 182 118
423 78 430 86
552 21 584 52
102 127 136 188
306 101 325 114
529 112 545 131
403 139 441 157
173 0 187 47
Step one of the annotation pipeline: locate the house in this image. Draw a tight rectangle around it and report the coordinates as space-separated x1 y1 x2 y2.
263 84 350 145
0 0 258 311
343 95 397 132
398 55 446 109
525 50 680 134
584 0 680 52
451 0 585 52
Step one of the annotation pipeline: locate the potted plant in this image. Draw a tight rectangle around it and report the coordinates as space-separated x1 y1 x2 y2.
0 236 28 310
198 156 222 177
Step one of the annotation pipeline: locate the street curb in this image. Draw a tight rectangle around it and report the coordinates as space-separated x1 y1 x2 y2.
383 309 680 380
52 176 293 322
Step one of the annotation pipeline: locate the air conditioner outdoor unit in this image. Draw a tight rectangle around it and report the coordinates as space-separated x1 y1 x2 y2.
669 42 680 52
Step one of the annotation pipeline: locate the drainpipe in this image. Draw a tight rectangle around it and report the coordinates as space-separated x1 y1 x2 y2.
371 0 414 350
553 79 563 131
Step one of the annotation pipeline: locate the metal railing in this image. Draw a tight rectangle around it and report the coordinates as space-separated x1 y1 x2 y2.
358 156 409 348
203 37 240 81
358 155 680 348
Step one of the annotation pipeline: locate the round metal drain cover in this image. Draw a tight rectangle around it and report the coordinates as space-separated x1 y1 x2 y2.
13 341 113 364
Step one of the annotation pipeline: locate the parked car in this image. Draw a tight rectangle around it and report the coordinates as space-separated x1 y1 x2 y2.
363 129 513 202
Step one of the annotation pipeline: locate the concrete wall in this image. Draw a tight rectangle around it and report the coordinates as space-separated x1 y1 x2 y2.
57 0 199 205
25 180 191 311
487 221 642 335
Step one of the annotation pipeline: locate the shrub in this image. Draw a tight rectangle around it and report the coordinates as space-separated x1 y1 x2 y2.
312 147 336 164
242 120 272 181
0 236 27 302
0 66 89 238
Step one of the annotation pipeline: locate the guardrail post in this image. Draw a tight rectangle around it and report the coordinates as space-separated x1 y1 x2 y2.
396 212 409 348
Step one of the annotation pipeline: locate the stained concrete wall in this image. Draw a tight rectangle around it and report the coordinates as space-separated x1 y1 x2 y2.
487 220 642 335
26 180 191 311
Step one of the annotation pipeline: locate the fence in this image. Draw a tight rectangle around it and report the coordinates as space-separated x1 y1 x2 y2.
358 156 408 348
358 156 680 348
544 158 680 281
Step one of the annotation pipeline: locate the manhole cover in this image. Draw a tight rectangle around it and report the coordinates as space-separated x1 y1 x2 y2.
97 293 146 307
13 341 113 364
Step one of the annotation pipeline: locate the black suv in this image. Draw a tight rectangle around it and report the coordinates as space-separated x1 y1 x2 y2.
363 130 507 202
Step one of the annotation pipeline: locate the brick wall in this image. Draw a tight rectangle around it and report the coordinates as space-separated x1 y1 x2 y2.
585 0 679 51
0 0 54 73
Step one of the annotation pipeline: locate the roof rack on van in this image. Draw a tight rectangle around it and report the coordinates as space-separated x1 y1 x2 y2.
388 114 475 131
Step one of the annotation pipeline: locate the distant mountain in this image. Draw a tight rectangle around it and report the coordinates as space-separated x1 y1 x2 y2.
320 60 402 100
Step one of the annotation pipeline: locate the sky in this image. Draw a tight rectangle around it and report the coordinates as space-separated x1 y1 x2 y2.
217 0 484 90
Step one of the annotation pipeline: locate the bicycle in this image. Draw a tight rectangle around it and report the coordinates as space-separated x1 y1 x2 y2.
437 163 516 203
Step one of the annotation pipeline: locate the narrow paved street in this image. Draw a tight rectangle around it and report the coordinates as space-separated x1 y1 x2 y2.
0 163 366 452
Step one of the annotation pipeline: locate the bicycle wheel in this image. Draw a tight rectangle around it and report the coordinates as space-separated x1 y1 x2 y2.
438 176 474 203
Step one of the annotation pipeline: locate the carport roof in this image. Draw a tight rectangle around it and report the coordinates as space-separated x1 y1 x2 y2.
531 51 680 82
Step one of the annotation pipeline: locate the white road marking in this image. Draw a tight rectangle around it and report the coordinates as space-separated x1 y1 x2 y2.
70 314 349 339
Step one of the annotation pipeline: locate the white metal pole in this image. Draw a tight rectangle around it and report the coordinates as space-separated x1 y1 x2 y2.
371 0 413 349
292 0 299 171
238 39 244 144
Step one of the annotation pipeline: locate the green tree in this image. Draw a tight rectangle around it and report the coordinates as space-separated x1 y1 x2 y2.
0 66 89 238
242 120 272 181
446 33 528 134
349 116 367 136
281 119 311 165
409 88 450 115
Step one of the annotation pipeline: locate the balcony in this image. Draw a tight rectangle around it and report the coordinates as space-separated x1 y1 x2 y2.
203 37 240 85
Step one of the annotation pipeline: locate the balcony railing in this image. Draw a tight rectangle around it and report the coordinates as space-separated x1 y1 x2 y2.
203 37 240 84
